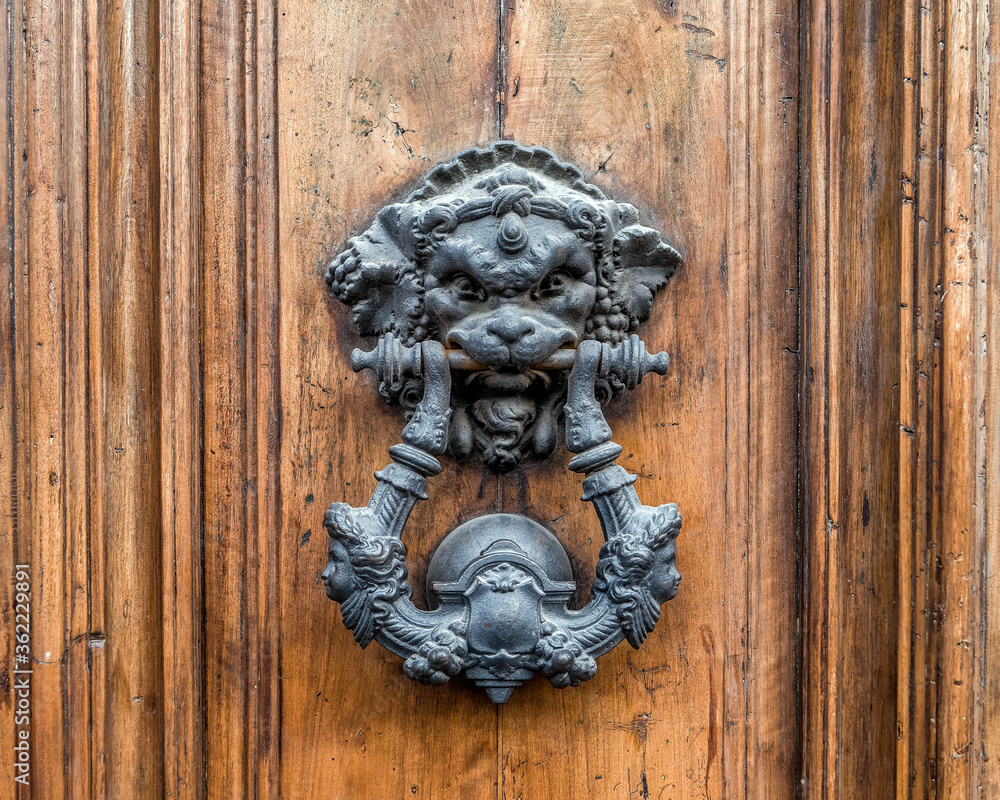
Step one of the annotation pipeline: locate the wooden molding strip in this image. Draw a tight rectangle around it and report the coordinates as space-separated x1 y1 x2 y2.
802 0 999 797
801 0 904 796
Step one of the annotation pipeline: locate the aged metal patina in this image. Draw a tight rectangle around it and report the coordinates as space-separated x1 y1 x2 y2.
321 143 684 702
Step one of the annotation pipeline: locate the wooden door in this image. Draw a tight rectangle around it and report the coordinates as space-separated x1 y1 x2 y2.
2 0 997 798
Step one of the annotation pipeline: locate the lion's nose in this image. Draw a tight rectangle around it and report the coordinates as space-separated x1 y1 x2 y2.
486 309 535 344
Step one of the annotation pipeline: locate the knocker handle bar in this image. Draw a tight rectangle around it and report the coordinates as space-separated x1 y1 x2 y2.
352 335 670 386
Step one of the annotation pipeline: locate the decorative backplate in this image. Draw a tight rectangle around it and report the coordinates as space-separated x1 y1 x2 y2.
320 143 684 703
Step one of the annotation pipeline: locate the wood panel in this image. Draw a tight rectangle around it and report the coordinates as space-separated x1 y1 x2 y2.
1 0 165 797
16 1 75 795
195 1 284 797
199 0 249 789
898 0 939 788
159 0 204 796
979 2 1000 796
895 0 1000 797
99 1 166 794
497 0 800 798
0 1 18 789
5 1 105 797
801 0 904 797
802 0 1000 799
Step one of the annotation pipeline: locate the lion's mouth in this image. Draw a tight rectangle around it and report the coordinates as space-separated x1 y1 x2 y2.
445 331 577 374
462 368 547 395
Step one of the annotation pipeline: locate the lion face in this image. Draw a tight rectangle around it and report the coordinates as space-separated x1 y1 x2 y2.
326 143 682 470
423 214 597 372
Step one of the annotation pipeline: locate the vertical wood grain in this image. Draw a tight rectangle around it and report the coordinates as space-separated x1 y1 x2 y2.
84 7 108 793
801 1 903 799
199 0 249 795
977 1 1000 794
0 10 10 788
738 0 800 795
0 0 25 792
197 3 283 797
932 1 974 791
895 0 998 798
159 0 203 797
99 0 165 795
4 0 166 796
246 1 282 797
4 0 112 796
21 0 70 794
933 1 989 795
897 0 937 791
59 2 93 794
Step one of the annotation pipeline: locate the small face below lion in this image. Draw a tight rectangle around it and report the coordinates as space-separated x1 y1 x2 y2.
322 537 356 603
423 215 597 373
647 538 681 605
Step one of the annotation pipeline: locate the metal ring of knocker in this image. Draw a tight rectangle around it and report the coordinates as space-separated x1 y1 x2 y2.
322 333 681 703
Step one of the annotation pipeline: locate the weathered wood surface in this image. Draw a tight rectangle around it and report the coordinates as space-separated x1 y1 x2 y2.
2 0 165 798
0 0 996 798
980 6 1000 798
893 0 999 797
159 0 203 796
800 0 904 796
801 0 999 798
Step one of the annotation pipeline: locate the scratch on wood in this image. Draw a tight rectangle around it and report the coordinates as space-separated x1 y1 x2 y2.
681 22 716 35
612 713 659 742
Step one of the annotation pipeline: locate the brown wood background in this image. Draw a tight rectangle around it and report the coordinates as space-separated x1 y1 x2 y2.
0 0 996 799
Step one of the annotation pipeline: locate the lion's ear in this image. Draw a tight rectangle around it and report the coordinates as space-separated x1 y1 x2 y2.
610 224 683 327
326 204 422 339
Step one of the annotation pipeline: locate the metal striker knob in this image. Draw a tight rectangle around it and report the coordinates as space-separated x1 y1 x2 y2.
351 334 422 387
600 334 669 389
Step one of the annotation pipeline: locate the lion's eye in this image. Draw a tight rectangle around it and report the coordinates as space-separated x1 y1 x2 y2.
450 274 487 302
532 270 572 300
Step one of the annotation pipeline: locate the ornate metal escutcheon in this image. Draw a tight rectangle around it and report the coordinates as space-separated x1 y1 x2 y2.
321 142 683 703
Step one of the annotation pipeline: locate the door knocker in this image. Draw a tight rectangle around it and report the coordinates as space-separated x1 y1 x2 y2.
321 143 683 703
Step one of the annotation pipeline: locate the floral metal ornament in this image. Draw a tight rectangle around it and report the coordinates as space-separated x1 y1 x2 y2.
321 143 683 703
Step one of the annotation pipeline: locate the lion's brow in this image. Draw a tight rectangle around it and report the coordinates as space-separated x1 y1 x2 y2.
429 237 493 273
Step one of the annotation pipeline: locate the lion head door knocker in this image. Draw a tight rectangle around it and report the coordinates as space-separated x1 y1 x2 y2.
321 142 683 703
